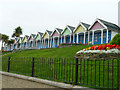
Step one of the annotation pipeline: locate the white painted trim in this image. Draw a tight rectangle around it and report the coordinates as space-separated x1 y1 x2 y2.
22 36 28 43
101 30 103 44
34 33 42 40
58 36 59 46
28 34 32 41
28 34 36 42
48 37 49 48
77 33 79 43
61 25 72 35
64 35 65 43
61 36 62 43
88 18 108 30
70 34 71 43
92 31 94 44
73 22 88 33
73 34 75 43
106 29 108 43
66 25 73 33
53 37 54 47
77 31 87 35
84 32 86 44
88 31 89 44
111 30 118 40
14 37 19 44
53 36 59 38
50 28 60 37
42 30 50 39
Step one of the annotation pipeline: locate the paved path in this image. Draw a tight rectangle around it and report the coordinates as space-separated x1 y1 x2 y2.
2 75 63 89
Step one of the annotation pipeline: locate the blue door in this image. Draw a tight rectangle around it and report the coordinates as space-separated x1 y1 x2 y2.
51 39 53 48
48 40 50 48
103 31 106 43
42 41 44 48
45 40 48 48
85 34 88 44
66 37 70 43
33 41 36 48
89 34 92 44
94 32 101 44
59 38 61 45
14 45 16 49
55 38 58 47
49 40 51 48
24 43 25 47
30 42 32 47
71 36 73 43
62 37 64 43
37 41 39 48
39 41 41 49
94 33 97 44
98 33 101 44
78 35 80 43
108 31 111 43
80 35 84 44
75 35 77 43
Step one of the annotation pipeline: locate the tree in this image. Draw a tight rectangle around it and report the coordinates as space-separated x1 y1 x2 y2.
12 26 22 37
8 39 15 50
1 34 9 50
109 33 120 45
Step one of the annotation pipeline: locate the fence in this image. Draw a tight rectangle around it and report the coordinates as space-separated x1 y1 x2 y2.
2 56 120 89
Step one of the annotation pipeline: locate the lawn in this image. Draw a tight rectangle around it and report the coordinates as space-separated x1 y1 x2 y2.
2 51 11 55
2 45 120 89
2 45 93 57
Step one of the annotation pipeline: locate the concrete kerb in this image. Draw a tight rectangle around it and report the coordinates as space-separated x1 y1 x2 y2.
0 71 95 89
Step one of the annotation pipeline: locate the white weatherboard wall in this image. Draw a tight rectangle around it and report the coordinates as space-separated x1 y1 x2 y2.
111 30 118 39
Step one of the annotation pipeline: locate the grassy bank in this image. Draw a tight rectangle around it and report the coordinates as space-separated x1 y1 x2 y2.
2 45 93 58
2 45 120 89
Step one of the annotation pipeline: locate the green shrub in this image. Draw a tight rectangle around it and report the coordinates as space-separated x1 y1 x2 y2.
109 33 120 45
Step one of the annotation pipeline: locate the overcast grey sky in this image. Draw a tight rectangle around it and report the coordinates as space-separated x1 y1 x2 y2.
0 0 119 39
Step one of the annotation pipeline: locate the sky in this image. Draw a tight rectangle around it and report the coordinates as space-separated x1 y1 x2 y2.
0 0 119 49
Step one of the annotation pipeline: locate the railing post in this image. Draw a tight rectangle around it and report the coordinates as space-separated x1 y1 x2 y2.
32 57 35 77
75 57 78 85
7 57 10 72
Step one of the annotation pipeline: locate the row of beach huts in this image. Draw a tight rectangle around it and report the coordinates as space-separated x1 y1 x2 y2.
3 18 120 51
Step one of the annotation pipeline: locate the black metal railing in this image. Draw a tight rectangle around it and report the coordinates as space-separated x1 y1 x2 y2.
2 56 120 89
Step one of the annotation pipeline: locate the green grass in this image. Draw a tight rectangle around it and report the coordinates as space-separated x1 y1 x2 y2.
2 51 11 55
2 45 93 57
2 45 120 89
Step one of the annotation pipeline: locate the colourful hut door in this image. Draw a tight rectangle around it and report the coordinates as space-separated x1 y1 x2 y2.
103 31 106 43
85 34 88 44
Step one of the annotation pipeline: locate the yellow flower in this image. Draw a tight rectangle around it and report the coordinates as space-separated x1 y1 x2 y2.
88 47 91 50
106 47 109 51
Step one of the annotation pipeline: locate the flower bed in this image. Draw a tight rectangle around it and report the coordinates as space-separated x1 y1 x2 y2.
83 44 120 51
76 44 120 59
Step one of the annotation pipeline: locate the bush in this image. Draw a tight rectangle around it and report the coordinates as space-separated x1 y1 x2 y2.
109 33 120 45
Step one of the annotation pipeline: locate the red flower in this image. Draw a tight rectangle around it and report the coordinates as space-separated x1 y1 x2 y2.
115 45 120 50
83 44 120 51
